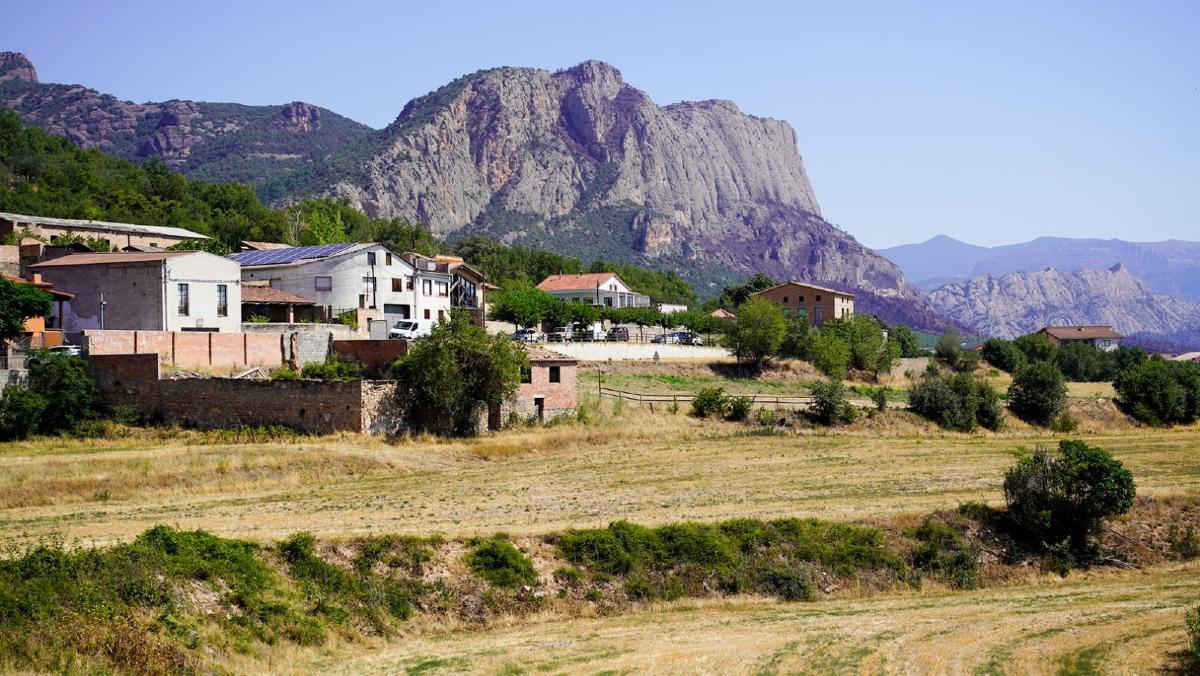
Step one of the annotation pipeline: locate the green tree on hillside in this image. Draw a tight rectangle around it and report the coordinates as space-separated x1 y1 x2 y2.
724 297 786 369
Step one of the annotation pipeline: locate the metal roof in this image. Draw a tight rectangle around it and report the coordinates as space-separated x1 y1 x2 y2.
0 211 209 240
229 242 365 267
30 252 192 267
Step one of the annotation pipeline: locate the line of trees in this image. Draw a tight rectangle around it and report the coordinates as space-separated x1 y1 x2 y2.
488 286 725 336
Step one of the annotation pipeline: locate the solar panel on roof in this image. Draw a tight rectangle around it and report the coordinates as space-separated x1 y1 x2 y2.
230 242 360 267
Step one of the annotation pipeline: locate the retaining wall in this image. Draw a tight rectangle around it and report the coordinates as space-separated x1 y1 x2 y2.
83 330 285 369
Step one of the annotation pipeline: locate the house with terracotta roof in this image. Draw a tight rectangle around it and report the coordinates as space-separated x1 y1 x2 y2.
240 281 316 323
30 251 241 334
536 273 650 308
1036 325 1124 352
752 281 855 327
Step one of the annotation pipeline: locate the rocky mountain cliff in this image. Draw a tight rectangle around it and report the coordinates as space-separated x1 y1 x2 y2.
284 61 940 326
0 52 373 186
928 264 1200 348
883 234 1200 301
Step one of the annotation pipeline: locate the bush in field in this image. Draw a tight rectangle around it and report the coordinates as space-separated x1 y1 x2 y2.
808 381 856 426
809 331 851 380
935 327 963 365
951 349 980 373
0 351 105 439
907 370 1002 431
300 353 363 380
1007 361 1067 427
910 518 979 589
1014 332 1057 363
1002 440 1135 559
1187 605 1200 663
466 537 537 588
0 385 46 441
691 387 728 418
726 395 753 422
1113 359 1200 426
981 338 1025 373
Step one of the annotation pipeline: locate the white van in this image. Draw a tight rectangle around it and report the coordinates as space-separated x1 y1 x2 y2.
389 320 432 340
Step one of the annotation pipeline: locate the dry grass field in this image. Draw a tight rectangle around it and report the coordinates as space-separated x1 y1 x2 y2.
1 397 1198 673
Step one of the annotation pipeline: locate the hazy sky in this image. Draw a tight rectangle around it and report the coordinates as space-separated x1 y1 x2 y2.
3 0 1196 248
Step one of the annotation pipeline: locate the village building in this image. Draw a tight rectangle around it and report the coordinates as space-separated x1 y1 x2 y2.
2 273 73 348
240 282 317 323
238 240 290 252
753 281 855 326
30 251 242 334
709 308 736 320
536 272 651 308
0 211 209 251
1037 325 1124 352
232 243 455 327
488 345 578 428
403 253 489 325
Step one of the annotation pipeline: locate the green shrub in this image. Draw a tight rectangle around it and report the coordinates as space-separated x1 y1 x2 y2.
981 338 1026 373
1014 332 1058 363
247 314 271 323
110 404 141 426
1048 412 1079 433
335 310 359 330
908 371 1002 431
755 407 778 427
552 566 583 586
1007 361 1067 427
1113 359 1200 426
935 328 963 365
808 381 856 426
27 351 104 434
466 538 537 588
951 349 980 373
300 353 363 380
910 518 979 589
809 331 851 379
755 565 814 601
1169 524 1199 560
1186 605 1200 662
0 385 46 440
726 395 753 421
270 365 300 381
1002 440 1136 559
691 387 728 418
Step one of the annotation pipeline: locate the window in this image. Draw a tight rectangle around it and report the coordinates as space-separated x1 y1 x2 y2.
423 309 430 320
385 252 392 266
177 283 189 316
367 252 377 266
149 242 158 248
549 366 561 383
816 295 822 302
315 276 332 291
782 296 788 303
217 284 228 317
362 277 377 293
436 281 449 297
520 367 532 384
438 310 444 321
814 307 823 324
783 308 790 317
799 295 805 302
392 278 403 292
422 279 432 295
405 275 414 291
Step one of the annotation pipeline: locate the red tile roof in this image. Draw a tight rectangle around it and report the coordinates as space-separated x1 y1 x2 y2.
524 345 577 363
537 273 617 292
1040 325 1124 340
756 280 856 298
2 274 74 299
241 286 315 305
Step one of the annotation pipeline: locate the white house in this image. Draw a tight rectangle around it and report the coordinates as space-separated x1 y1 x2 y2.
231 243 455 325
30 251 242 333
536 272 650 308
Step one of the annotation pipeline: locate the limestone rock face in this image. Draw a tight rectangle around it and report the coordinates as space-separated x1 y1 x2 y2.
0 52 37 83
928 264 1200 348
310 61 939 327
0 53 372 185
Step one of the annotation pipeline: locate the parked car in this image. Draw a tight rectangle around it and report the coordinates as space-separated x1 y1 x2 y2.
546 326 573 342
677 331 704 346
512 328 544 343
575 322 607 341
651 332 680 344
606 326 630 342
24 344 82 367
389 320 432 340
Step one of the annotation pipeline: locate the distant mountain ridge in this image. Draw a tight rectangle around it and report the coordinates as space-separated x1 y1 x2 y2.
928 264 1200 349
881 234 1200 301
0 52 374 186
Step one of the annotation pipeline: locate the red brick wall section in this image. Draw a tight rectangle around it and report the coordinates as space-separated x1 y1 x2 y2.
136 331 174 361
331 340 407 373
84 330 134 354
515 360 578 418
172 332 210 369
245 333 283 366
209 332 246 368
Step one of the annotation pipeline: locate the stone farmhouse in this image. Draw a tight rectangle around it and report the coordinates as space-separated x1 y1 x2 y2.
0 211 209 251
753 281 855 327
1037 325 1123 352
537 272 651 308
30 251 241 334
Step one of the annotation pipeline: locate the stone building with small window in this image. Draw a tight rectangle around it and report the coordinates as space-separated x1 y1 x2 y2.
752 281 855 327
493 345 578 427
30 251 241 334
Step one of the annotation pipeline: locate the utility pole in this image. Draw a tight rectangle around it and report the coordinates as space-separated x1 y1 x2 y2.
99 292 107 330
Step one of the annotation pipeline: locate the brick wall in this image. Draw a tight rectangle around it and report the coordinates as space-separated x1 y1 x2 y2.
83 330 285 368
88 353 161 383
514 360 579 419
331 339 407 376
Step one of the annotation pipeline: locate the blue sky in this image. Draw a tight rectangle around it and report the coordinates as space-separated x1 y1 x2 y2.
3 0 1196 248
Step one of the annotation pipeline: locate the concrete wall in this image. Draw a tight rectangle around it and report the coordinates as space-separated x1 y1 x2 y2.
547 342 731 361
83 330 285 368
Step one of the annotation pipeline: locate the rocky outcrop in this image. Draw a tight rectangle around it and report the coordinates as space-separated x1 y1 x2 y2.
928 264 1200 348
0 53 372 186
0 52 37 84
304 61 940 327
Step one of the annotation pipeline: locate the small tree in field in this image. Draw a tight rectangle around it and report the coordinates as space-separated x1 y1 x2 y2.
0 277 53 343
1003 440 1135 559
723 297 785 369
1007 361 1067 426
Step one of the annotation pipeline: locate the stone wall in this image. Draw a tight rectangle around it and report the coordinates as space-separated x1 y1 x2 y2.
88 353 160 382
242 323 349 367
0 244 17 277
